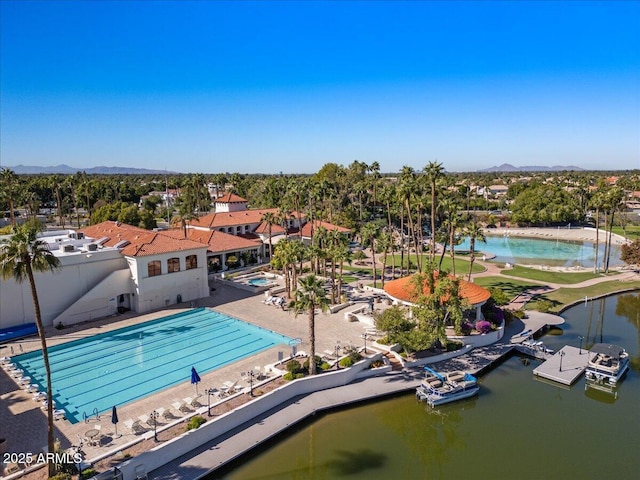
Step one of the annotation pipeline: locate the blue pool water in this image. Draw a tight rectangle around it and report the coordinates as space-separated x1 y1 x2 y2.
456 234 623 267
247 278 270 286
12 309 294 423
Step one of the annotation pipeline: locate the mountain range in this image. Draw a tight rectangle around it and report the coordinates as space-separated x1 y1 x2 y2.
6 164 177 175
478 163 584 173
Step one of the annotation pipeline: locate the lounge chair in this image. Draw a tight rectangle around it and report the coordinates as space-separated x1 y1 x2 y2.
184 396 202 408
33 391 46 401
219 380 239 396
172 401 192 414
162 407 179 420
53 409 66 421
123 418 146 435
262 296 275 305
138 414 151 427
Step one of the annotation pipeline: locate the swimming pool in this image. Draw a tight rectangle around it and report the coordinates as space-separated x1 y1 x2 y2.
456 235 623 267
12 309 294 424
247 278 270 286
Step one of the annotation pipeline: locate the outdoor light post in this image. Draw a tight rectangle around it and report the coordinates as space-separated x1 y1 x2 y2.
361 332 370 354
578 336 584 354
204 388 216 417
245 370 256 397
335 341 341 369
559 350 566 372
150 410 159 442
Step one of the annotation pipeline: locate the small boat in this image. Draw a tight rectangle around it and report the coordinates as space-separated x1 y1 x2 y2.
584 343 630 386
416 367 480 407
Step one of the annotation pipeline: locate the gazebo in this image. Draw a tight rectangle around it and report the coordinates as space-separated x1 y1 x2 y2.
383 273 492 321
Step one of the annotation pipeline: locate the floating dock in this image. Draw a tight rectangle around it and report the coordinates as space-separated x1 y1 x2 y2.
532 345 589 385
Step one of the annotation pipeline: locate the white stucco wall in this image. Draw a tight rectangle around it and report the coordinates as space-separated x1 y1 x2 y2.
0 250 127 329
131 249 209 313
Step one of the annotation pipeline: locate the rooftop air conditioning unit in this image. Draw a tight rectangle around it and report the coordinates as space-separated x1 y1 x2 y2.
86 243 98 251
77 232 85 239
63 245 75 252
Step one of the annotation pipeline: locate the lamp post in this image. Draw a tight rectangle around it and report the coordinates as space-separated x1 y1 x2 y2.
335 341 342 369
245 370 256 397
578 336 584 354
150 410 159 442
559 350 566 372
361 332 370 354
204 388 216 417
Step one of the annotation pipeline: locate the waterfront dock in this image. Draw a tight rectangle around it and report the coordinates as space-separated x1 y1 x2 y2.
532 345 589 385
509 311 565 344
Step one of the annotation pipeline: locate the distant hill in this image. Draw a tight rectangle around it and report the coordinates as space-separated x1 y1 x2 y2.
7 164 177 175
478 163 584 173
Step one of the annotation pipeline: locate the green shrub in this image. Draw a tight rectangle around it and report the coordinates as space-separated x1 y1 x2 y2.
186 415 206 431
49 474 73 480
283 372 305 381
303 355 323 373
320 361 331 371
80 469 98 480
370 359 384 368
285 359 303 374
534 300 553 313
339 356 354 368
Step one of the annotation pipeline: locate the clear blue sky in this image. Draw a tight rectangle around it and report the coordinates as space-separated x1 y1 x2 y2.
1 1 639 173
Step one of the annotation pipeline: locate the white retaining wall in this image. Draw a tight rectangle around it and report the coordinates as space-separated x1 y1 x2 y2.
116 353 384 480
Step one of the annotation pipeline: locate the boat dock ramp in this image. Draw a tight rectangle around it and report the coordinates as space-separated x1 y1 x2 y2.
532 345 589 385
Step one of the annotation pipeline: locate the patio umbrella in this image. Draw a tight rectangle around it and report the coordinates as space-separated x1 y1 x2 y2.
191 366 201 395
111 406 120 437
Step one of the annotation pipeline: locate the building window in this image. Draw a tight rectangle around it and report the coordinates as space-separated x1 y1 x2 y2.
148 260 161 277
168 257 180 273
186 255 198 270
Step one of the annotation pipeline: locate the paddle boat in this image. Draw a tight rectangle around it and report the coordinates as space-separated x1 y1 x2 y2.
584 343 630 386
416 367 480 407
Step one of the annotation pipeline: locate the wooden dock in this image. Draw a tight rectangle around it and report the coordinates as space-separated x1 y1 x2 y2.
532 345 589 385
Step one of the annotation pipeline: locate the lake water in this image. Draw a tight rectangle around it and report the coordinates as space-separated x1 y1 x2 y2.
215 292 640 480
455 234 623 268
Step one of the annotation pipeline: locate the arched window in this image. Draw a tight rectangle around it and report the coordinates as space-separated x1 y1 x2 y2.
167 257 180 273
186 255 198 270
148 260 161 277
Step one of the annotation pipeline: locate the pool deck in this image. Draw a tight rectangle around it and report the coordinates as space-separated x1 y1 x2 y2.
0 280 379 466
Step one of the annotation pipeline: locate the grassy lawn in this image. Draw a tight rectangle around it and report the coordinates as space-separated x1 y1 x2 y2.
501 265 617 284
386 254 485 274
612 225 640 241
531 280 640 313
472 276 543 298
475 275 640 312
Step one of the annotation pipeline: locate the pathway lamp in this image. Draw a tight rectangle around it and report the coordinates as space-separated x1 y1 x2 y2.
335 341 342 369
150 410 159 442
559 350 566 372
244 370 256 397
578 336 584 355
204 388 217 417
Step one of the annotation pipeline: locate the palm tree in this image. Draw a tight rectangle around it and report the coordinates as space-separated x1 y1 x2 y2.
1 168 20 226
291 274 330 375
261 211 278 258
465 222 486 281
361 222 380 288
0 223 61 476
424 161 444 262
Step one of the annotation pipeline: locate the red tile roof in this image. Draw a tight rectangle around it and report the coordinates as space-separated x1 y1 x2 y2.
299 220 351 236
215 192 247 203
163 228 262 254
191 209 305 229
79 221 208 257
254 221 286 235
383 273 491 306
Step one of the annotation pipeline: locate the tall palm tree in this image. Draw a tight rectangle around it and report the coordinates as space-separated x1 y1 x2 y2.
291 274 330 375
424 161 444 262
0 223 61 476
261 211 278 258
1 168 20 226
464 222 486 281
361 222 380 288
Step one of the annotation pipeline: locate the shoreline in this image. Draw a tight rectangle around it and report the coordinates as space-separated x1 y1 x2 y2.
484 226 629 246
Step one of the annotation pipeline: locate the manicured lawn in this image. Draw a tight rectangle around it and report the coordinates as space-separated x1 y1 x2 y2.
532 280 640 313
501 265 617 284
612 225 640 241
386 254 485 274
472 276 542 298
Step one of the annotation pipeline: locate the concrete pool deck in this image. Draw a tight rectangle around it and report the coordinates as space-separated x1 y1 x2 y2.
0 280 378 466
483 226 628 245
